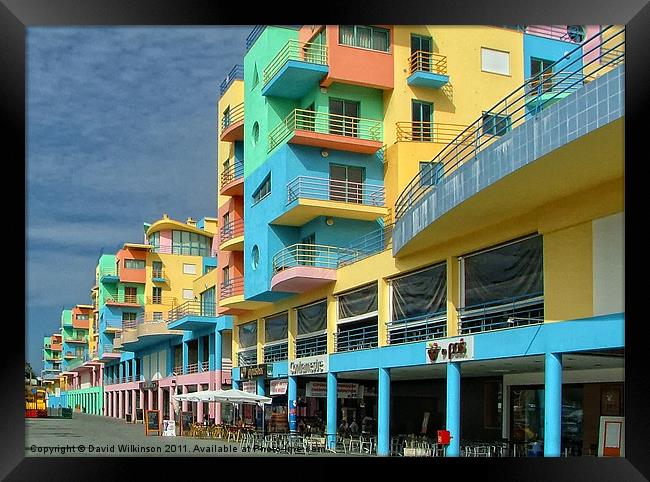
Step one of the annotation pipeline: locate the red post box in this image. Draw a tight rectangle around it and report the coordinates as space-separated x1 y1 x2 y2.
437 430 451 445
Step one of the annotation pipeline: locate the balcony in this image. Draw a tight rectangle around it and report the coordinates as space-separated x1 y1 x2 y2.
271 243 356 293
524 71 593 112
51 343 62 351
262 40 328 99
120 312 183 351
72 318 90 329
64 352 77 360
66 336 88 344
458 293 544 335
220 64 244 96
152 268 168 283
149 244 212 257
220 161 244 196
237 348 258 367
335 322 378 353
105 292 144 307
219 219 244 251
295 333 328 358
268 109 383 154
220 102 244 142
99 267 119 284
387 311 447 345
406 51 449 89
99 344 121 362
146 295 179 308
338 223 394 267
270 176 388 226
168 301 226 331
396 122 470 144
263 341 288 363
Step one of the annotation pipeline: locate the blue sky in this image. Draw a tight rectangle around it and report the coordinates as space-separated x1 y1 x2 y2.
27 27 251 373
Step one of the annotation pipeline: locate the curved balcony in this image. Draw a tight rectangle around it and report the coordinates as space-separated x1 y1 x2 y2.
271 243 356 293
220 161 244 196
407 51 449 89
220 102 244 142
220 64 244 96
120 312 183 351
167 301 228 331
268 109 383 155
271 176 388 226
393 26 625 255
262 39 329 99
219 218 244 251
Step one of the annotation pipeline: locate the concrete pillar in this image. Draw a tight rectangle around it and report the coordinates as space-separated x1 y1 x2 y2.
198 336 205 372
131 358 137 382
326 371 337 449
378 367 391 456
131 390 137 422
147 390 154 410
118 390 123 419
212 329 223 424
139 389 144 409
209 333 216 371
119 363 124 381
183 341 189 374
182 385 188 412
288 376 297 433
169 387 175 421
197 394 204 423
544 352 563 457
158 386 164 418
446 362 461 457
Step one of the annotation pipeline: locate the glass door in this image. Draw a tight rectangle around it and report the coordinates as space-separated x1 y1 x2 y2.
329 99 360 138
531 57 554 93
411 34 432 72
412 100 433 141
301 102 316 132
329 164 364 203
300 234 316 267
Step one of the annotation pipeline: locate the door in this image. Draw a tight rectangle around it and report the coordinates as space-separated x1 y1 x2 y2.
530 58 554 92
124 286 137 304
329 164 365 204
329 99 360 137
300 234 316 267
301 103 316 132
152 287 162 305
411 34 433 72
152 261 162 279
412 100 433 141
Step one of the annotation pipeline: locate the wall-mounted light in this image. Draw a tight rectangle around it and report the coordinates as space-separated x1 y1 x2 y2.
321 149 329 158
326 217 334 226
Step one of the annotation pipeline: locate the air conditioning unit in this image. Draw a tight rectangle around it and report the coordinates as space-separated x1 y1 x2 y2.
567 25 586 43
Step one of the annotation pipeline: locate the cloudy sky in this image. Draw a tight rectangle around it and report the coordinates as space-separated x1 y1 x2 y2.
26 27 251 373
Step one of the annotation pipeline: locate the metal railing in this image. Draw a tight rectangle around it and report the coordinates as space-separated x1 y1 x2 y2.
394 26 625 221
220 64 244 96
263 342 288 363
295 333 328 358
505 25 587 43
272 243 358 274
396 122 470 144
66 335 88 343
201 361 210 372
186 363 200 374
287 176 386 207
149 244 212 257
146 295 178 307
221 102 244 132
338 223 394 267
457 292 544 335
135 311 169 325
387 312 447 345
220 218 245 244
246 26 266 50
168 301 217 323
238 349 258 367
121 319 138 331
335 323 378 353
263 39 328 85
220 161 244 188
152 268 167 280
268 109 383 152
221 276 244 298
99 267 119 279
408 50 448 76
105 293 144 305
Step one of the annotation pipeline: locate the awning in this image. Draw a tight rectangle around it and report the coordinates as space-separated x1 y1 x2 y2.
173 388 272 405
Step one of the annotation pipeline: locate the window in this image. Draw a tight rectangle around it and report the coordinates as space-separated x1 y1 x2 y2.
390 263 447 322
223 105 231 128
338 283 378 323
124 287 138 304
410 34 433 72
419 161 444 187
252 122 260 146
329 164 364 203
252 174 271 204
124 259 145 270
222 266 230 284
122 312 137 322
297 300 327 336
336 284 379 352
412 100 433 141
238 321 258 348
329 98 360 137
265 312 288 343
171 230 211 256
76 314 89 320
339 25 390 52
183 263 197 275
152 261 163 278
183 289 194 300
252 245 260 270
148 232 160 249
530 57 555 92
200 287 215 315
152 287 162 304
481 47 510 75
204 265 215 274
482 112 511 137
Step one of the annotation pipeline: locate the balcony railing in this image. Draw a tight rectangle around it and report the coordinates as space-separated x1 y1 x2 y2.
295 333 328 358
387 312 447 345
146 295 178 307
168 301 217 323
268 109 383 152
220 161 244 188
105 293 144 305
220 219 245 244
246 26 265 50
66 336 88 343
237 348 257 367
220 64 244 96
394 26 625 222
186 363 200 374
263 342 288 363
221 276 244 298
99 267 119 279
335 323 378 353
149 244 212 257
135 311 169 325
457 292 544 335
201 361 210 372
338 223 394 267
396 122 471 144
505 25 588 43
121 319 138 331
286 176 386 207
152 268 167 281
263 39 328 86
272 243 358 274
221 102 244 132
408 50 448 76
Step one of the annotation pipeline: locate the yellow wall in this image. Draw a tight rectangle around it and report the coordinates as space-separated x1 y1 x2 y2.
217 80 245 211
192 268 218 298
145 252 206 315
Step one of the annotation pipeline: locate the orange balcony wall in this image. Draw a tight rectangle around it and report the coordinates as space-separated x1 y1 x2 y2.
116 245 148 284
300 25 394 91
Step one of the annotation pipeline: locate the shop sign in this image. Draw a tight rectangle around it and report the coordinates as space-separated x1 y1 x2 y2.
289 354 328 376
240 364 267 380
242 381 257 394
162 420 176 436
306 381 360 399
140 381 158 390
425 336 475 364
270 379 288 396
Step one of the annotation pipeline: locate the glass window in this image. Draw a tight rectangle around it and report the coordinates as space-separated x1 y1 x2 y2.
122 312 137 321
252 174 271 204
183 263 196 275
338 284 378 321
124 259 145 270
183 289 194 300
265 312 288 343
481 47 510 75
391 263 447 321
482 112 511 137
419 161 444 187
339 25 390 52
238 321 258 348
297 300 327 335
152 287 162 304
148 232 160 249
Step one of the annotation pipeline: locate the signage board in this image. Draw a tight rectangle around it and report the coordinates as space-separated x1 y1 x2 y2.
145 410 160 436
180 411 193 435
289 354 328 376
425 336 475 364
162 420 176 436
270 379 288 396
242 381 257 394
140 381 159 390
306 381 360 399
240 364 267 380
598 416 625 457
135 408 144 423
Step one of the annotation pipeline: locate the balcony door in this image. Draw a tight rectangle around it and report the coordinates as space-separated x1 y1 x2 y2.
124 286 137 304
411 34 432 72
329 99 360 138
412 100 433 141
329 164 364 204
530 57 554 92
300 233 316 267
300 103 316 132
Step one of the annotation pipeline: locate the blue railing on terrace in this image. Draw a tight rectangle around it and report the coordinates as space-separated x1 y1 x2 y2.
387 311 447 345
168 301 217 324
238 349 258 367
287 176 386 207
335 323 378 353
457 292 544 335
246 26 266 50
394 26 625 222
99 266 118 278
272 243 359 274
338 223 394 267
220 64 244 96
296 333 328 358
263 342 289 363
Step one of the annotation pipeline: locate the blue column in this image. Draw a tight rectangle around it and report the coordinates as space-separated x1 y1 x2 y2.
198 336 205 372
544 352 562 457
288 376 298 433
256 377 265 396
182 341 189 375
326 372 337 449
378 367 391 456
215 329 223 371
446 362 461 457
166 347 173 378
209 333 216 371
118 363 124 380
131 358 137 381
232 379 240 390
